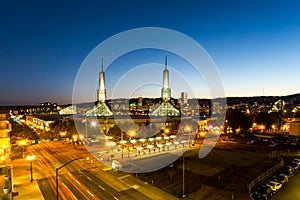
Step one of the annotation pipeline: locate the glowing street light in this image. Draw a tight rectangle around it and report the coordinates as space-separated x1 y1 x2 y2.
130 139 137 145
157 144 163 152
137 147 143 155
181 140 187 148
146 145 154 153
56 158 82 200
164 128 170 134
165 142 172 151
170 135 176 139
164 136 170 140
91 121 97 127
26 155 36 182
139 138 146 146
128 129 136 138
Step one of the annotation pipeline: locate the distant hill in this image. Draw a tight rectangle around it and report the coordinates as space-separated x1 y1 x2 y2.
226 93 300 106
0 93 299 112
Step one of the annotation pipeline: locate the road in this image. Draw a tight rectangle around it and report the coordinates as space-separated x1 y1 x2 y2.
270 170 300 200
24 141 176 200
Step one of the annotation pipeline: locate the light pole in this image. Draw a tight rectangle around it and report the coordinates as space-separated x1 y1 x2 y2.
121 130 124 158
85 117 88 142
26 155 35 182
56 158 82 200
182 150 185 198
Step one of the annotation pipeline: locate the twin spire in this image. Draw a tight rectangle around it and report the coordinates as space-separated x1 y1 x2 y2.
101 57 104 72
165 54 168 70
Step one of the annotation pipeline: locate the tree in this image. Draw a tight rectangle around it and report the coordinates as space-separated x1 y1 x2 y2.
226 108 252 134
108 125 122 140
255 111 275 131
11 122 39 140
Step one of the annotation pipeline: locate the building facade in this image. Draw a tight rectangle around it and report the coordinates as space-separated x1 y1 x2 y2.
0 113 11 161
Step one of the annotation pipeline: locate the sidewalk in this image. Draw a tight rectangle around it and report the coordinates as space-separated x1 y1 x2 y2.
13 181 44 200
11 158 44 200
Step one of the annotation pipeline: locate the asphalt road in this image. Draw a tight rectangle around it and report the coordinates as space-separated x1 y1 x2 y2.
27 141 160 200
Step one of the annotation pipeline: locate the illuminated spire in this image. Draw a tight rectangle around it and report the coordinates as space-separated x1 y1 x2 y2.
87 57 113 117
165 54 167 70
163 55 169 89
101 57 104 72
98 58 106 102
151 56 180 116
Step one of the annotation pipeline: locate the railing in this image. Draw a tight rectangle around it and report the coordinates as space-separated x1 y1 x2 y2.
247 159 284 194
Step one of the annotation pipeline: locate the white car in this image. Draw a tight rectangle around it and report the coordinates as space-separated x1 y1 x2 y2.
293 158 300 164
267 181 282 192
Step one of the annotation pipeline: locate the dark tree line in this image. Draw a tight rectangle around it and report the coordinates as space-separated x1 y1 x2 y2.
225 107 285 134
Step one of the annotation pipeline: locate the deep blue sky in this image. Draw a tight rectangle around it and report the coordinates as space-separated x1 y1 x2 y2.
1 0 300 105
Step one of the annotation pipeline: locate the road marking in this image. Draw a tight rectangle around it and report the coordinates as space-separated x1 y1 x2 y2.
76 180 81 185
87 190 95 197
131 184 140 189
71 193 78 200
114 197 119 200
119 174 130 179
87 176 92 181
98 185 105 191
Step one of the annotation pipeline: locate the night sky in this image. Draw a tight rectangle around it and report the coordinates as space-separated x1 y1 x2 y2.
1 0 300 105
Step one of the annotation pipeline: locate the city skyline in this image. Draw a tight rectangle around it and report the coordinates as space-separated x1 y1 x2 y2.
1 1 300 105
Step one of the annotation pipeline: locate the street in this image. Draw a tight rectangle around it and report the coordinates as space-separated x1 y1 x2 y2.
16 141 178 200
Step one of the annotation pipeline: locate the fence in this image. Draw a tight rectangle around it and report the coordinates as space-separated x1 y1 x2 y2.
247 159 284 194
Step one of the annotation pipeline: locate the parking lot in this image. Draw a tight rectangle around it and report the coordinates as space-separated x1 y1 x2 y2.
250 156 300 199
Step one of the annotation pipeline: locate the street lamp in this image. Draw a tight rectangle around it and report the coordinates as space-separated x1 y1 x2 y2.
182 150 186 198
184 125 192 147
146 145 154 153
26 155 36 182
119 139 127 159
137 147 143 156
56 157 82 200
91 121 97 127
157 144 163 152
165 142 172 151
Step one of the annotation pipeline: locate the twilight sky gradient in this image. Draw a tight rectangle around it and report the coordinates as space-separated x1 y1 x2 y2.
1 0 300 105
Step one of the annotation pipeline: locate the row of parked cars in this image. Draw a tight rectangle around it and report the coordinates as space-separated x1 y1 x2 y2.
246 137 299 148
250 158 300 200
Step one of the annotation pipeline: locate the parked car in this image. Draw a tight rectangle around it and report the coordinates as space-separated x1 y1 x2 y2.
293 158 300 164
281 169 293 178
255 184 272 199
289 162 300 171
247 140 255 144
291 141 298 145
269 141 277 147
274 174 289 184
267 181 282 192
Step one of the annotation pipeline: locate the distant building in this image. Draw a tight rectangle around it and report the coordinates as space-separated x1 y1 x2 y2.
59 105 77 115
26 115 55 132
290 121 300 136
37 102 58 114
151 56 180 117
0 112 11 161
181 92 188 105
86 59 113 117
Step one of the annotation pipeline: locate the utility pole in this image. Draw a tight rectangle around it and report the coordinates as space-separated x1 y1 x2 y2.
56 157 82 200
85 117 88 141
182 151 185 198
